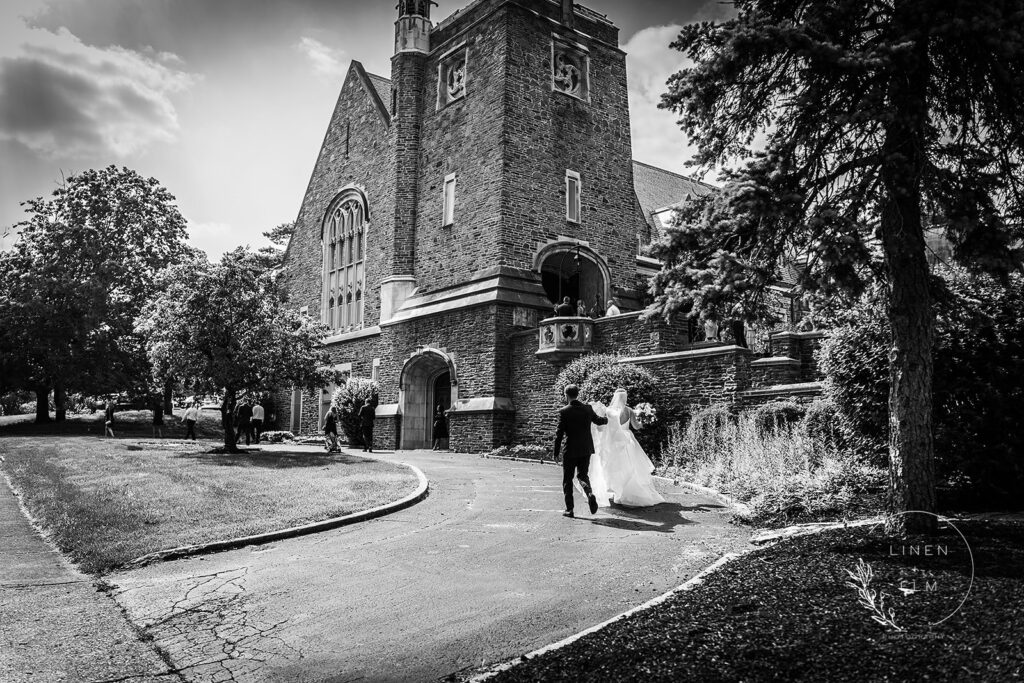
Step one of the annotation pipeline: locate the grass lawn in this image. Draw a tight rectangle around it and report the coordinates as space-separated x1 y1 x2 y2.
486 520 1024 682
0 433 419 575
0 408 228 440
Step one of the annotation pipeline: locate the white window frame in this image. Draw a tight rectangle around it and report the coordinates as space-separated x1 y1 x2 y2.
443 173 457 226
565 170 581 223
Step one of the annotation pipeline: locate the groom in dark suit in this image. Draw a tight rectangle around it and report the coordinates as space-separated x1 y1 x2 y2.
554 384 608 518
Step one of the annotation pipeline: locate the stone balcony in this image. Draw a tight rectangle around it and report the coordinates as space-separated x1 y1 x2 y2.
536 316 594 361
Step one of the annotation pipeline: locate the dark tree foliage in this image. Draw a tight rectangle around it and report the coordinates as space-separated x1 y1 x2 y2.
0 166 191 421
136 248 338 451
819 268 1024 504
654 0 1024 533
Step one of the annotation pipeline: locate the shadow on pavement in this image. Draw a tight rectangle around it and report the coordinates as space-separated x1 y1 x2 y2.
588 502 698 533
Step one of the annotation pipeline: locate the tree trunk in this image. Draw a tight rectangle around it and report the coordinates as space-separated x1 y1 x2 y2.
163 382 174 416
54 379 67 422
34 386 51 424
221 388 238 453
879 10 937 536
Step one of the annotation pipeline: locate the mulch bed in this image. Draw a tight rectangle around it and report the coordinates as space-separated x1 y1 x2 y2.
486 520 1024 682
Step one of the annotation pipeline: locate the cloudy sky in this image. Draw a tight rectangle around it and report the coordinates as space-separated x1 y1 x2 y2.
0 0 726 257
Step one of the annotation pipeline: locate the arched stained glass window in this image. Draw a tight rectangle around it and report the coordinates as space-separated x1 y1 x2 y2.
322 188 368 333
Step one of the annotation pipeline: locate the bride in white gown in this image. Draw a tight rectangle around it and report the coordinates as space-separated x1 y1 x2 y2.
588 388 665 508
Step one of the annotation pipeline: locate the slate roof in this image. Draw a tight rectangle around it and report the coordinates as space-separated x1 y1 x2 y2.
632 160 716 229
366 73 392 111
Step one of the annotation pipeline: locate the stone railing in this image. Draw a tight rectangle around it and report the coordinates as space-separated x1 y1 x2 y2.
536 316 594 360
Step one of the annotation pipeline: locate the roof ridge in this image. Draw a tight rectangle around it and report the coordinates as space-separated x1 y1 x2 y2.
632 159 714 188
366 72 391 84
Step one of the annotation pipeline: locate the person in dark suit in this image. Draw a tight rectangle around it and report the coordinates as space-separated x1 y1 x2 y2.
553 384 608 518
359 401 376 452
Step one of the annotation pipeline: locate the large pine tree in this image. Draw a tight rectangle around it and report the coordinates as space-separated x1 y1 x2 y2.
654 0 1024 533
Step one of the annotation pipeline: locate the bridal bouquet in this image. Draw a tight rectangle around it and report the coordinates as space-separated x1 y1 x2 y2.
633 402 657 428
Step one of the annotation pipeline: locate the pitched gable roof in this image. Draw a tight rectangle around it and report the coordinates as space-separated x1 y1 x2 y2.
351 61 391 127
632 160 715 229
366 72 392 113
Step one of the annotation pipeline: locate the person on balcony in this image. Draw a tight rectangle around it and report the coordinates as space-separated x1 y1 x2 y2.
576 299 589 316
604 298 621 316
554 296 575 316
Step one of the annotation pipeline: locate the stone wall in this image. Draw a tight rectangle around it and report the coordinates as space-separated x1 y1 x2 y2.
283 63 394 329
593 312 692 357
509 328 564 449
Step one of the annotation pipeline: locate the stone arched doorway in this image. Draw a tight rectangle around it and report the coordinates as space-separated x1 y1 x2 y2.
535 243 610 312
399 348 457 450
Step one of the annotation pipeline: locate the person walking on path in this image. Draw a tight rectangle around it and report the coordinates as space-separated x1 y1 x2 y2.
234 399 253 445
323 406 340 453
152 398 164 439
181 402 200 441
553 383 608 518
432 405 448 451
359 401 376 453
104 400 116 438
250 401 265 444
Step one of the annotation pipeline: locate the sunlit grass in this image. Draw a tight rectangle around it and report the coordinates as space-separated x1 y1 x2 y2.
0 436 418 574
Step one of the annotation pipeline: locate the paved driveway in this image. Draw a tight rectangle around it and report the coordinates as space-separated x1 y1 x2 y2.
109 449 751 682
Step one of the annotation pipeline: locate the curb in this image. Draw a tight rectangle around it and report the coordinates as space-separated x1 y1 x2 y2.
122 460 429 569
467 550 752 682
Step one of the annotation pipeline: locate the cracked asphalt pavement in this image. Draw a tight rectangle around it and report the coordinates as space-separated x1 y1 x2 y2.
108 449 752 682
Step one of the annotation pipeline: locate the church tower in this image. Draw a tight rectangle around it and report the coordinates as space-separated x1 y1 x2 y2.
382 0 435 321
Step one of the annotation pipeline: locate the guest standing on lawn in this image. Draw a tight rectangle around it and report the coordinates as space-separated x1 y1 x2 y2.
152 397 164 438
104 400 116 438
234 399 253 445
323 406 340 453
359 401 376 453
181 401 200 441
250 400 265 444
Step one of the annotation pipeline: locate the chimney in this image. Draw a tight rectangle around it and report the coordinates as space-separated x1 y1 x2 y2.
561 0 574 29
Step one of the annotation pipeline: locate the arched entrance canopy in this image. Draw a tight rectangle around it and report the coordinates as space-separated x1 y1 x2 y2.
399 346 458 449
533 240 611 310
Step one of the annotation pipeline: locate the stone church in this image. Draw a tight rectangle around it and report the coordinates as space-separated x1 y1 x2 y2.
278 0 821 452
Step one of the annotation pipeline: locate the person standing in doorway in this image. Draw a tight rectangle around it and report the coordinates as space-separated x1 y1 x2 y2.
359 400 376 453
432 406 448 451
250 400 265 444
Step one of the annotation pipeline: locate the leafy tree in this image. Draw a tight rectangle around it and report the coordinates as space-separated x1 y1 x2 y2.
137 247 336 451
820 268 1024 505
654 0 1024 533
0 166 191 421
332 378 380 447
256 221 295 271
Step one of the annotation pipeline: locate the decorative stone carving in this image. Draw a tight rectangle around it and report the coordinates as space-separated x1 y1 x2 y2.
551 41 588 100
438 48 468 107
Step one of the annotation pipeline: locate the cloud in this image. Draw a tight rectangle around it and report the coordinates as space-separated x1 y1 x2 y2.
0 20 196 159
623 24 702 176
296 36 348 79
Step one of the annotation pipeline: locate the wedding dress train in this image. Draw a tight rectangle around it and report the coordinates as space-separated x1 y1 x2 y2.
589 392 665 508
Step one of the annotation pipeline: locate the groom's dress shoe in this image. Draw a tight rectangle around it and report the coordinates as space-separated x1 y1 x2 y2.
562 510 574 518
588 495 599 515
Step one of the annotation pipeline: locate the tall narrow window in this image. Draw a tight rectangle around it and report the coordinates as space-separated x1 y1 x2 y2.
443 173 456 226
322 189 368 333
565 170 581 223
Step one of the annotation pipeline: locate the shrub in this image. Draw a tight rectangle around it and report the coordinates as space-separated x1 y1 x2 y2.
749 400 804 436
580 363 666 457
260 431 295 444
818 267 1024 504
332 379 380 447
554 353 619 401
662 409 885 525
